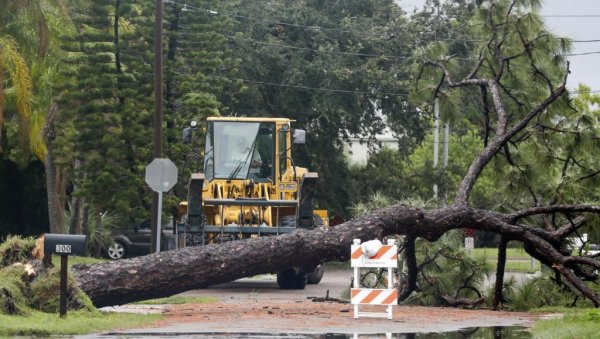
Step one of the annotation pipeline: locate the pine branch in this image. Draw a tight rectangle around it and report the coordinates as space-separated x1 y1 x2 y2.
509 204 600 222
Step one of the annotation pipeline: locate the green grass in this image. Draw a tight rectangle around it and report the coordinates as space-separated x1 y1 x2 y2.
530 308 600 338
0 310 162 336
134 295 217 305
324 250 542 272
472 247 531 259
472 247 541 273
486 259 541 273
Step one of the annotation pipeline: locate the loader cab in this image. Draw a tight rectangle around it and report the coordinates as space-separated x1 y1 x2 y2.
204 120 275 183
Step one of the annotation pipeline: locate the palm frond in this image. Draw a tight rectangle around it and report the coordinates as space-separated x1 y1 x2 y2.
0 35 33 149
29 107 46 159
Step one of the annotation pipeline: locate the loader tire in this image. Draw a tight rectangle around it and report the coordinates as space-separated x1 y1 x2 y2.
282 214 324 229
306 264 325 284
281 215 296 228
276 268 307 289
312 214 324 228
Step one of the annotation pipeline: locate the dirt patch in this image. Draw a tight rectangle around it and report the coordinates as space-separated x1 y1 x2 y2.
138 300 538 334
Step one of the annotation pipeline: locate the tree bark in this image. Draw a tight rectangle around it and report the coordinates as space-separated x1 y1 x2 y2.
69 159 83 234
43 104 64 234
399 235 418 301
72 204 600 308
44 144 61 233
492 236 508 310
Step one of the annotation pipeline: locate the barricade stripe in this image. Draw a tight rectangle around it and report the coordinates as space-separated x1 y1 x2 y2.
382 290 398 305
370 245 397 259
353 289 371 301
351 289 398 305
361 290 382 304
351 247 362 259
352 245 398 259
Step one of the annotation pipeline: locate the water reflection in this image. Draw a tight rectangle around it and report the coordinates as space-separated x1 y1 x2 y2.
347 325 531 338
95 326 531 339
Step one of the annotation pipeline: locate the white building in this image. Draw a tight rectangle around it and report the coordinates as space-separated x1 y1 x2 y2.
345 129 399 166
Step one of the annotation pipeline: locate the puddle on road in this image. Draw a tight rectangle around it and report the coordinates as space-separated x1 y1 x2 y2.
98 326 531 338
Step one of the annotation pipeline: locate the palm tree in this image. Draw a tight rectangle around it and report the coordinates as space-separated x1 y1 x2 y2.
0 36 33 153
0 0 55 153
1 0 70 233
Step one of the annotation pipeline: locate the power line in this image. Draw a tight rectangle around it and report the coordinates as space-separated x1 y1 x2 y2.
168 31 598 62
89 75 600 100
543 14 600 18
204 74 411 97
223 35 412 59
173 32 478 60
565 51 600 56
166 0 469 41
167 0 600 43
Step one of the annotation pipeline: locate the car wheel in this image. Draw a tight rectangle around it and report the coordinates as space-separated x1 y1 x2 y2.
107 241 126 260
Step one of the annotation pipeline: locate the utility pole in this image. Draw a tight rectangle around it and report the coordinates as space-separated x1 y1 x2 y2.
151 0 163 253
433 98 439 200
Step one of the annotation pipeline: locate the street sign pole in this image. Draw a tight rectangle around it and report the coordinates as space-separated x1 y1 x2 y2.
156 190 162 252
145 158 178 253
156 165 164 252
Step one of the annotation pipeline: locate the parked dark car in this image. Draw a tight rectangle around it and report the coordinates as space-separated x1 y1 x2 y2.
586 244 600 256
105 220 175 260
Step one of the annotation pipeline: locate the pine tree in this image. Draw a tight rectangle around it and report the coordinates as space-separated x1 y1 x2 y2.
53 0 238 226
224 0 422 216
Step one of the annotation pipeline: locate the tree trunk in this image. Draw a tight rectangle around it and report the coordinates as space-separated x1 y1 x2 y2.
72 205 600 308
43 104 64 234
44 145 61 233
399 235 418 301
492 236 508 310
69 159 83 234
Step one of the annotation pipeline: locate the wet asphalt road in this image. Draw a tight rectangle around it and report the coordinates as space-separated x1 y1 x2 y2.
81 267 540 338
180 266 354 302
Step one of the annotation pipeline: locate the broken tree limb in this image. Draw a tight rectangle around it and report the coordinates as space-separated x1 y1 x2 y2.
72 204 600 308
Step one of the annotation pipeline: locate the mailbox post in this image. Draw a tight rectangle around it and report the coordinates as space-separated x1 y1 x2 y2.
44 234 87 317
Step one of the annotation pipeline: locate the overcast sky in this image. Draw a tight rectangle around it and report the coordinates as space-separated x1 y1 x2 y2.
396 0 600 92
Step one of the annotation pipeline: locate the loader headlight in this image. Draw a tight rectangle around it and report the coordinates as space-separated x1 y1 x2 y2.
279 183 297 191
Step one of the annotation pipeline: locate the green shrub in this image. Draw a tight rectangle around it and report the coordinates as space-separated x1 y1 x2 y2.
403 230 491 306
0 265 31 315
29 268 95 314
506 274 594 311
0 236 36 268
0 236 96 315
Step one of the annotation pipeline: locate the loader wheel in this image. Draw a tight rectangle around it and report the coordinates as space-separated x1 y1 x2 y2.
277 268 307 289
306 264 325 284
312 214 324 228
281 215 296 228
282 214 324 229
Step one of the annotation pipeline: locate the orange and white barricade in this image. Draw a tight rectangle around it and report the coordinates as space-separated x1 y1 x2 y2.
351 238 397 320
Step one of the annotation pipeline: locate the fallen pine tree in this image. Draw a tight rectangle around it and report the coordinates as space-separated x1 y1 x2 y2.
72 203 600 308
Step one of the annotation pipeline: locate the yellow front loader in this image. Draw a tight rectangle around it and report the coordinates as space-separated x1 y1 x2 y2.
179 117 328 289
